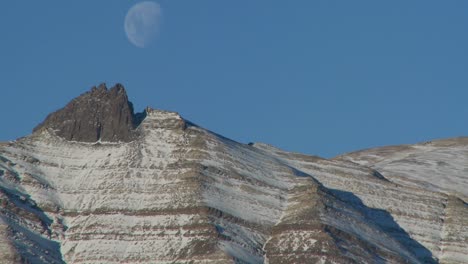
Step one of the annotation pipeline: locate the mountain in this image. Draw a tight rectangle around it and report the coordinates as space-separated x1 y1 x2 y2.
0 84 466 264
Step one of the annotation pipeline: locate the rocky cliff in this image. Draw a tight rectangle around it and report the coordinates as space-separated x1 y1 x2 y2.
0 85 467 263
33 83 144 143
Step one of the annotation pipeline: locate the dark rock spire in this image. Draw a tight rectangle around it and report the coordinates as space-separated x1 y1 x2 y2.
33 83 144 142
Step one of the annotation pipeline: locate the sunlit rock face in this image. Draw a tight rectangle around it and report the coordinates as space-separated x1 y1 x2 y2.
0 85 467 263
33 83 144 143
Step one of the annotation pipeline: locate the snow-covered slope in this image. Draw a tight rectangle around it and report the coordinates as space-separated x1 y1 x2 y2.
335 138 468 202
334 138 468 263
0 86 467 263
255 143 468 264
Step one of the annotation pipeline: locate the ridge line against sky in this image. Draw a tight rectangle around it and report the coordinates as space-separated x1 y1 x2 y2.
1 1 467 157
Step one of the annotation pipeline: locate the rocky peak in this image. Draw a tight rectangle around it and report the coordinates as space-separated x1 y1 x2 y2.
33 83 145 142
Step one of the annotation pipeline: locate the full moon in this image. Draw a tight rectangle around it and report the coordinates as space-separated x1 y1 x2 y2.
124 1 161 48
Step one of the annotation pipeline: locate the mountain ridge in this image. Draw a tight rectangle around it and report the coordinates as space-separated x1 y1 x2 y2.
0 84 467 263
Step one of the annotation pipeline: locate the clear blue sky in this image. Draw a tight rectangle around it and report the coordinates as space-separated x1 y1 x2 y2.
1 1 467 157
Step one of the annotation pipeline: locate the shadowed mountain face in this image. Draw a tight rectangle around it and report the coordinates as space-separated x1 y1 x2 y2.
33 83 144 142
0 85 467 263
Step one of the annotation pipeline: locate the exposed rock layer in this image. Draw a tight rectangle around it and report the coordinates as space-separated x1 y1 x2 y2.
33 84 142 142
0 86 467 263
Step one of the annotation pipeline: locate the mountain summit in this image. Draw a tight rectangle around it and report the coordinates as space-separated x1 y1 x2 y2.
0 84 467 263
33 83 144 142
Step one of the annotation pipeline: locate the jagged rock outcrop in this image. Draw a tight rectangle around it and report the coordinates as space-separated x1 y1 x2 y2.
33 83 143 143
0 85 467 263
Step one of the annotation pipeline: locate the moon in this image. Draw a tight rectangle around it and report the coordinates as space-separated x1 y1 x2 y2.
124 1 161 48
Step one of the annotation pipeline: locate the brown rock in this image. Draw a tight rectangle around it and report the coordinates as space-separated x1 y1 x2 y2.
33 83 144 142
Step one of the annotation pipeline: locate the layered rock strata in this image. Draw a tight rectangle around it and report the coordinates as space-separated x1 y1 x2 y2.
0 85 467 263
